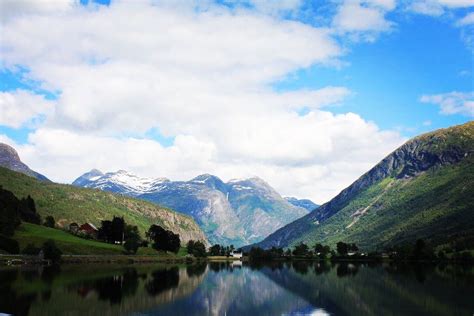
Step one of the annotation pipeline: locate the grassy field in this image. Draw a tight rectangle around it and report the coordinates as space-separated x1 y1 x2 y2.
13 222 188 256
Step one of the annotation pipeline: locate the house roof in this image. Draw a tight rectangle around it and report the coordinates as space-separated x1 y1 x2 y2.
80 222 98 231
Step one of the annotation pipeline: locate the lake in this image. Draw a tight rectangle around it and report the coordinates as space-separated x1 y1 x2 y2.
0 261 473 315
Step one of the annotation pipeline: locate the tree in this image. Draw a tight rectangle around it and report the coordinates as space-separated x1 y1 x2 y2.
336 242 348 256
249 247 266 259
187 240 195 254
98 220 113 242
314 243 331 259
22 243 41 255
348 243 359 253
148 225 180 253
123 224 142 254
0 186 22 237
292 242 309 257
111 216 125 244
124 237 141 254
209 244 222 256
124 224 140 240
0 235 19 254
42 240 62 264
187 240 206 257
44 216 55 228
19 195 41 224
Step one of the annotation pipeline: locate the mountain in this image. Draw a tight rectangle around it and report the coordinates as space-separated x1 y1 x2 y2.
72 169 170 195
252 121 474 251
73 172 309 246
0 143 49 181
284 197 319 212
0 166 207 244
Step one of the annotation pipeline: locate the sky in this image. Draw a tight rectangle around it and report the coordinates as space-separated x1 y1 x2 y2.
0 0 473 204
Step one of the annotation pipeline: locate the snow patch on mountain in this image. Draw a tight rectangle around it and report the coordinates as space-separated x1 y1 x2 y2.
73 170 311 246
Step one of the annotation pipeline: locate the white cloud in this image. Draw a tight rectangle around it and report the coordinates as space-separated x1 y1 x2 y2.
421 91 474 117
0 90 54 128
0 1 406 203
437 0 474 8
246 0 303 15
423 120 432 126
409 1 445 16
8 110 403 204
332 0 395 39
409 0 474 16
0 0 77 22
458 12 474 25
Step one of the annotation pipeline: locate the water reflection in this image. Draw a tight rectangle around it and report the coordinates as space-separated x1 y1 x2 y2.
74 268 140 304
0 262 473 316
146 267 179 297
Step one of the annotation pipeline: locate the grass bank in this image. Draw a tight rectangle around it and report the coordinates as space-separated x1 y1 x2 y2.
11 222 188 258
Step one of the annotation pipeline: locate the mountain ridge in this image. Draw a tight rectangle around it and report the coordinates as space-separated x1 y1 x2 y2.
251 121 474 250
0 143 50 182
73 171 311 247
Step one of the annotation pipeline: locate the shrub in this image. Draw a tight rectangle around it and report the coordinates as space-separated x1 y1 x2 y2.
124 237 141 254
42 240 62 264
44 216 55 228
22 243 41 255
0 235 20 254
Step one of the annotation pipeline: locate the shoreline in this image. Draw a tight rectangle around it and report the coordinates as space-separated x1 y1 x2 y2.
2 254 473 267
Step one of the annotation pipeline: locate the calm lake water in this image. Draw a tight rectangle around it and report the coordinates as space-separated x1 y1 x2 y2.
1 261 473 316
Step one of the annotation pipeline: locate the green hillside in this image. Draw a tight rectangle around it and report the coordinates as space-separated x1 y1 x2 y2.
0 167 207 243
15 222 134 255
255 121 474 251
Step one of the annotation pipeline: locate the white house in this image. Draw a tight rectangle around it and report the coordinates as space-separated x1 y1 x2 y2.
230 250 243 259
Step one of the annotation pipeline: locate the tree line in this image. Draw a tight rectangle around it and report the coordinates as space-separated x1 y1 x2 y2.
247 239 473 262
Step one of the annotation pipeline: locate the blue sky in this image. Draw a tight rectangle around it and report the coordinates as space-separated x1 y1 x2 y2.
0 0 472 202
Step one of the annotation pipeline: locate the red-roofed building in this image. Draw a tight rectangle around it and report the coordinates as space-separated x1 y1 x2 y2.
79 223 98 238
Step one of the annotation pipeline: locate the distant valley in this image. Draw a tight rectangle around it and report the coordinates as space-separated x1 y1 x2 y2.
73 171 311 246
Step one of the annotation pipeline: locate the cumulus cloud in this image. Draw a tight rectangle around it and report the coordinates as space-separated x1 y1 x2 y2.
409 0 474 16
0 0 77 22
0 90 54 128
421 91 474 117
458 12 474 26
7 110 403 203
331 0 396 41
0 0 406 203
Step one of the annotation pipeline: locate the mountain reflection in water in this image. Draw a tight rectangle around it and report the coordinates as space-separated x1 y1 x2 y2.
0 261 473 316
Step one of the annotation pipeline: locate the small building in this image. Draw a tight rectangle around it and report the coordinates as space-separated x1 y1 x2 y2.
230 250 243 259
69 222 79 234
79 223 98 238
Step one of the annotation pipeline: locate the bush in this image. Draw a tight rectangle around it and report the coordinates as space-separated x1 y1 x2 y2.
42 240 62 264
0 235 20 254
124 237 141 254
187 240 207 257
22 243 41 255
44 216 55 228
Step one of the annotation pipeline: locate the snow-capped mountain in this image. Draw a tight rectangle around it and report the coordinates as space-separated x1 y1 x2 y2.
73 170 311 246
73 169 169 195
